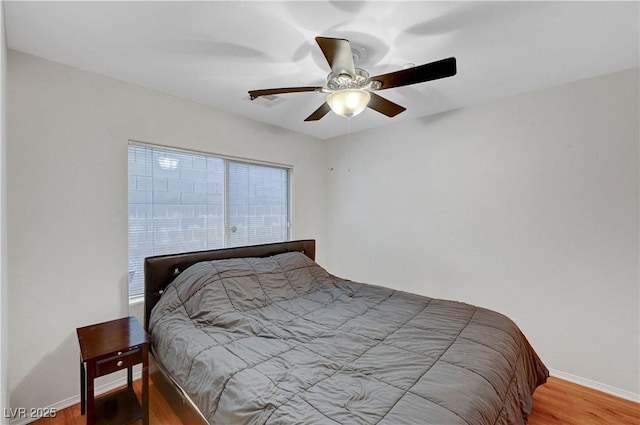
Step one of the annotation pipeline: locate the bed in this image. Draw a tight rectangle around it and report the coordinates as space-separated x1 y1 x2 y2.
144 239 548 425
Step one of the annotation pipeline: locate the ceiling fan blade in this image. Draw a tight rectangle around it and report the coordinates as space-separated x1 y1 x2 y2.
315 37 356 78
304 102 332 121
248 86 322 100
371 57 457 90
367 93 406 117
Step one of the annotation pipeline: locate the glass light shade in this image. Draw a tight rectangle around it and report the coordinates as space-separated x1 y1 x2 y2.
327 89 371 118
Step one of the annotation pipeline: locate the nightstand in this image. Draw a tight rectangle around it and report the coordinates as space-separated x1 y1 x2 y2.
76 317 152 425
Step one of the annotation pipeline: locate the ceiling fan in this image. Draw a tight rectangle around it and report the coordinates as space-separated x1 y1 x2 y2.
248 36 457 122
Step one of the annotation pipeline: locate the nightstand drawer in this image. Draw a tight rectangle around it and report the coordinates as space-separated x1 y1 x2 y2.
95 348 141 377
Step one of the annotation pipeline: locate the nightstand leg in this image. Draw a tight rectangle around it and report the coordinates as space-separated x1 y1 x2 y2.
86 361 95 425
127 366 133 387
142 345 149 425
80 361 86 415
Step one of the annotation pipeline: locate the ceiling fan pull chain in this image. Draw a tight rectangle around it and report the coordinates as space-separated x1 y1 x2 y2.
347 117 351 172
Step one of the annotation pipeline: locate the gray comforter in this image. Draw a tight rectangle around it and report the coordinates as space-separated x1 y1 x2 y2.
149 251 548 425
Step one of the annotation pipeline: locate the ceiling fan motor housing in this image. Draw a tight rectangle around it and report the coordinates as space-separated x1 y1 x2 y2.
327 68 381 92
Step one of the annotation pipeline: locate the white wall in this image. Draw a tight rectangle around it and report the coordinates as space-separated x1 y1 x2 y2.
325 69 639 400
1 1 9 422
6 50 328 413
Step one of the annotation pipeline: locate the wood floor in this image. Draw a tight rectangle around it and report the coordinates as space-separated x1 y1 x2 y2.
32 376 639 425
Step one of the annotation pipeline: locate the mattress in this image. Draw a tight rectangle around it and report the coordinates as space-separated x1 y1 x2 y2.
149 251 548 425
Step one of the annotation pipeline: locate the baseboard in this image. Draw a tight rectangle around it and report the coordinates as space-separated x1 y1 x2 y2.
549 368 640 403
8 371 142 425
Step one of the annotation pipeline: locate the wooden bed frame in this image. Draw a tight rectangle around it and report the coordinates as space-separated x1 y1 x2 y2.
143 239 316 425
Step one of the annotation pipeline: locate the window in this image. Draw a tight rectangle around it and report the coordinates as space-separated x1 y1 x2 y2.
128 143 290 299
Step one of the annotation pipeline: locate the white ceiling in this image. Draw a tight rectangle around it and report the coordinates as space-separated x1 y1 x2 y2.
4 1 639 140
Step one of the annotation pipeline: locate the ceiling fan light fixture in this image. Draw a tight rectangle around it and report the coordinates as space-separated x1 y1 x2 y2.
327 89 371 118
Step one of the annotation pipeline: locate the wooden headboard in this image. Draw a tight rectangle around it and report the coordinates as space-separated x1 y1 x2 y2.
143 239 316 331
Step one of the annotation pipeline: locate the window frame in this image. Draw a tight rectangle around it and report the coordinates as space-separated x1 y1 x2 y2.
127 140 292 302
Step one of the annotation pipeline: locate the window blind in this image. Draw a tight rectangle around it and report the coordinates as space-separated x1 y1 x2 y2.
128 144 290 298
